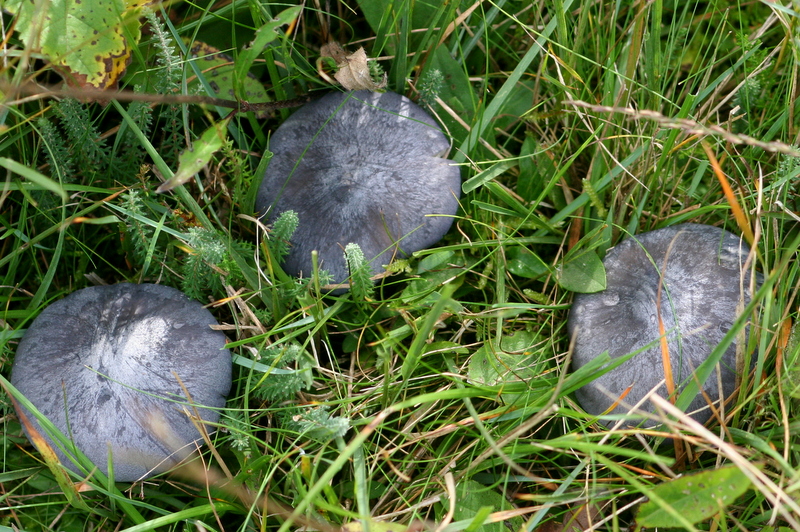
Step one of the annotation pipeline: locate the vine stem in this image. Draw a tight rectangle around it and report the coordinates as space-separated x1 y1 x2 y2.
2 81 313 114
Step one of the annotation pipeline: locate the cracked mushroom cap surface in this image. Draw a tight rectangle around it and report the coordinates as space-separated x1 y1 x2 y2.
10 283 231 482
567 223 756 427
256 90 461 285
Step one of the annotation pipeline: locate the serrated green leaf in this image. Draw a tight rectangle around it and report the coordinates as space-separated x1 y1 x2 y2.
636 466 753 527
157 118 230 193
6 0 144 88
557 249 606 293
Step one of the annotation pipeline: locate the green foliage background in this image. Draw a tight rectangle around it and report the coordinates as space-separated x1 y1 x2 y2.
2 0 800 530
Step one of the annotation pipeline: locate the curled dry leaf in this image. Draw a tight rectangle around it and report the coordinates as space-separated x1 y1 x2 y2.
320 42 386 91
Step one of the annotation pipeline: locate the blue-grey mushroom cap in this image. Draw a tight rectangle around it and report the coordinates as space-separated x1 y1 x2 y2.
567 223 756 427
255 90 461 285
10 283 232 482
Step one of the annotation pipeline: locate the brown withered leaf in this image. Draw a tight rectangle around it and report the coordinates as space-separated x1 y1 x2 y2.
320 43 386 91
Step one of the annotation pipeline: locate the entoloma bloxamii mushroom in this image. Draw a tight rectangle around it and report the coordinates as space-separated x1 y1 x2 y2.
255 90 461 286
568 223 757 427
10 283 231 482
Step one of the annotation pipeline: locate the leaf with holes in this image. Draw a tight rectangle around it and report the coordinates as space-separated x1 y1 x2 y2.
636 465 753 527
6 0 147 88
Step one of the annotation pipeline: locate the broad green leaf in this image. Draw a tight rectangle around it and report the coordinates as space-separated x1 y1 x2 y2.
462 159 517 194
417 250 455 272
156 117 230 193
468 331 542 387
424 45 476 145
234 6 302 100
636 465 753 527
556 249 607 293
506 247 549 279
518 134 551 203
445 480 524 532
357 0 447 38
6 0 145 88
399 254 470 308
187 40 271 116
492 79 536 134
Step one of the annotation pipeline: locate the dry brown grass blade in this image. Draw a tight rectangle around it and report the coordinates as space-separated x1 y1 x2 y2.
700 141 755 246
564 100 800 156
145 411 342 532
650 394 800 528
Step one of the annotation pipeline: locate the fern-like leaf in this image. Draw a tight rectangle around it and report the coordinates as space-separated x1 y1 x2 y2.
54 98 107 178
268 210 299 262
37 116 75 183
181 227 226 300
345 242 375 301
284 405 350 442
250 343 313 403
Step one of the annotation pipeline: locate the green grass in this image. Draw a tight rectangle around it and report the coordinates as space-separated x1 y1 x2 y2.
2 0 800 530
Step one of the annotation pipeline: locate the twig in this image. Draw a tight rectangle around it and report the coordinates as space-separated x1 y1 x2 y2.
1 81 313 114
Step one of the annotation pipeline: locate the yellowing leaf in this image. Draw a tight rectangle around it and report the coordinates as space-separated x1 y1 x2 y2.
6 0 145 88
157 118 230 193
1 380 91 510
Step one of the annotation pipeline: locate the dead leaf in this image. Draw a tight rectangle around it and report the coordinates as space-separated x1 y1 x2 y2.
320 41 348 64
320 43 386 91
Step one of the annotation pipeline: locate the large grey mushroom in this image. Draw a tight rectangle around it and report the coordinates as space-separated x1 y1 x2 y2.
568 223 756 427
10 283 231 482
256 90 461 286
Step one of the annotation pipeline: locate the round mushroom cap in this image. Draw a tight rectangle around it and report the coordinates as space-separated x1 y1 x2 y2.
255 90 461 285
10 283 232 482
567 223 756 427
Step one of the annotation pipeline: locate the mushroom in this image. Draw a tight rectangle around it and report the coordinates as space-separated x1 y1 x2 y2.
255 90 461 286
567 223 756 427
10 283 231 481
